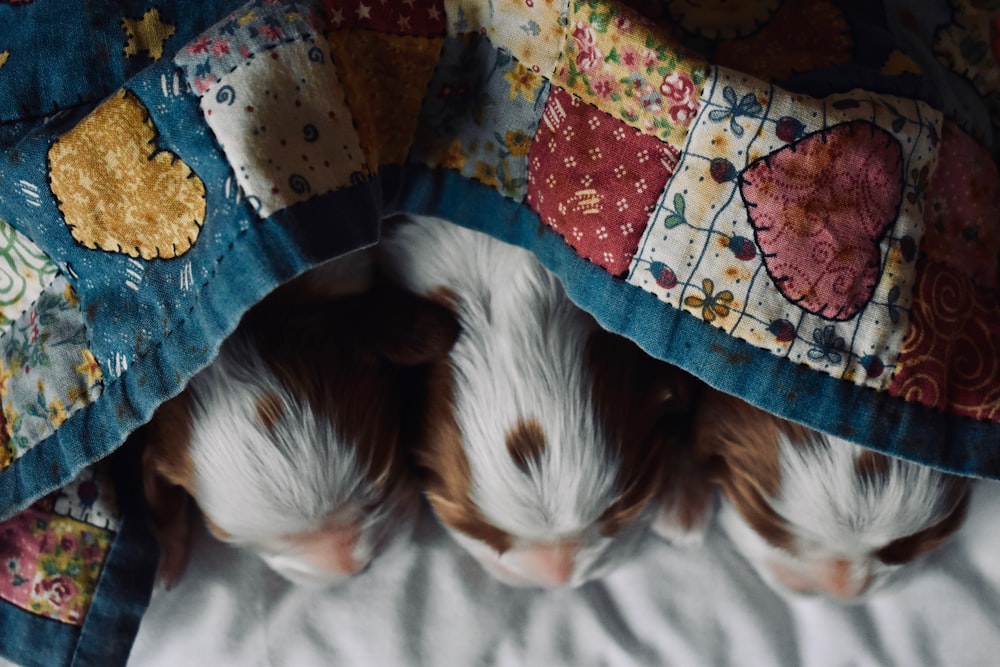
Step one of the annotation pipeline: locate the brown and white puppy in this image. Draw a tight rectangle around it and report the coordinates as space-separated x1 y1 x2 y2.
695 387 971 601
377 216 694 588
140 251 458 587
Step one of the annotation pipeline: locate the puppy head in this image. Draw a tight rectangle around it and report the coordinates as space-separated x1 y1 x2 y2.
142 279 458 587
418 286 691 588
697 389 970 601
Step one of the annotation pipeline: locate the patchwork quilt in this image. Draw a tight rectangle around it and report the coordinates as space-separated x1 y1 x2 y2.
0 0 996 664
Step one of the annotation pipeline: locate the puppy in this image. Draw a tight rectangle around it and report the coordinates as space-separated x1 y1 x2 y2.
140 250 458 587
695 387 971 601
377 216 694 588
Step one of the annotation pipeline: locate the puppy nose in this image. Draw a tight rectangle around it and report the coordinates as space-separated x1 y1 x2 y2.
520 540 578 586
298 523 367 575
816 558 873 600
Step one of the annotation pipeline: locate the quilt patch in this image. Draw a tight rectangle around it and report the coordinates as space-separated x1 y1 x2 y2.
553 0 710 146
920 122 1000 290
0 463 118 626
0 217 59 331
443 0 569 78
0 276 102 468
627 66 943 391
323 0 447 36
191 35 368 218
411 34 550 200
327 30 445 167
933 0 1000 139
526 86 680 276
173 1 324 95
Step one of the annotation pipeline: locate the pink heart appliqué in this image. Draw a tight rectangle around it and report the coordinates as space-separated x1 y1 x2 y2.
739 120 904 321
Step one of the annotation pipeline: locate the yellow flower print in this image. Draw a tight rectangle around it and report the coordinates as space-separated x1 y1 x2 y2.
0 443 12 471
63 283 79 309
0 360 12 397
504 130 532 157
66 386 84 405
49 399 67 428
684 278 735 322
474 161 500 188
504 63 543 102
440 138 468 171
75 350 103 389
4 403 18 432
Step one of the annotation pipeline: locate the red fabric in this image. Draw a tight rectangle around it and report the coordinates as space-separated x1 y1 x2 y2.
322 0 446 36
526 87 679 277
890 257 1000 421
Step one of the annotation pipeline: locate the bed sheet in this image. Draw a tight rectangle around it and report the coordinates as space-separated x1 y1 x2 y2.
124 480 1000 667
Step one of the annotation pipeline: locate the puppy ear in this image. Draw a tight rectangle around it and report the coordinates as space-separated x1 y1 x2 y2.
359 286 460 366
137 393 198 588
141 449 196 589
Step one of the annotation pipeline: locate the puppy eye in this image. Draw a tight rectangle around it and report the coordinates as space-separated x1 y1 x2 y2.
875 493 970 565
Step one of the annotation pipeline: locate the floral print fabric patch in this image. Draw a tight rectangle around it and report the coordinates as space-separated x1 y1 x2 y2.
0 276 102 470
443 0 569 78
553 0 710 147
0 465 118 626
411 34 550 201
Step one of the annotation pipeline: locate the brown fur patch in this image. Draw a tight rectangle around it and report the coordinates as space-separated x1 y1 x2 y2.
416 361 513 554
694 388 803 551
505 418 547 474
427 285 460 312
854 449 891 486
138 390 199 583
141 391 197 494
255 392 286 433
875 479 971 564
585 330 697 537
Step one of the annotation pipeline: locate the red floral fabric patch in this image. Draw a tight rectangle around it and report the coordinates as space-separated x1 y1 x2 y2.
322 0 446 36
0 498 113 626
526 87 679 276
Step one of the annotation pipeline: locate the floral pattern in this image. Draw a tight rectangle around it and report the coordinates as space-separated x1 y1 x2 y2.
411 34 550 200
933 0 1000 136
173 1 324 95
0 499 114 626
553 0 710 146
444 0 569 77
0 276 102 466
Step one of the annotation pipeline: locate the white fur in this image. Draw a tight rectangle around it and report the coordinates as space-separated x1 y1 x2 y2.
380 216 642 585
723 433 964 600
181 250 406 585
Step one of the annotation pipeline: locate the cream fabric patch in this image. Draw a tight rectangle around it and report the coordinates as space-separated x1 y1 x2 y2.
199 37 366 218
627 66 943 390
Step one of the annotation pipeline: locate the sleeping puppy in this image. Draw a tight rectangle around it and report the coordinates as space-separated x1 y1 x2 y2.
377 215 694 588
140 251 458 587
695 386 971 601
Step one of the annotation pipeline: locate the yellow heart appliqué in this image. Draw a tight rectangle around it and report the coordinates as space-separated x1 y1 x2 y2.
48 89 206 260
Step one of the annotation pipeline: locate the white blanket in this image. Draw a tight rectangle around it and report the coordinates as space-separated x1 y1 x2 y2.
126 480 1000 667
